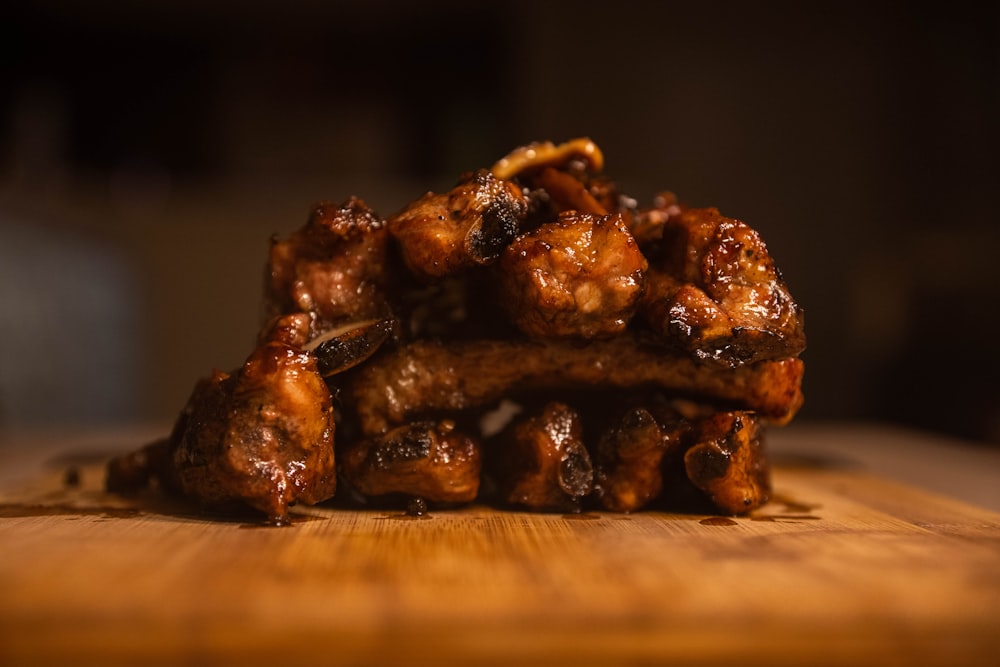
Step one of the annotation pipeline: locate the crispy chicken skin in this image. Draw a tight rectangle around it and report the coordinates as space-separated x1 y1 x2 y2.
349 335 804 436
498 211 647 339
265 197 390 337
641 207 806 367
108 314 337 523
339 421 482 505
487 402 594 512
388 169 527 280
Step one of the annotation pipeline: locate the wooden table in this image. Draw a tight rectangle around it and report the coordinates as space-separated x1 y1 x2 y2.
1 421 998 666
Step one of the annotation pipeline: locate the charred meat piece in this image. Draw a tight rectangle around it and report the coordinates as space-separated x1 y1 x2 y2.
350 335 804 435
339 421 482 505
388 169 527 280
498 211 647 339
593 407 676 513
682 411 771 514
265 197 390 338
641 207 806 367
107 315 337 523
487 402 593 513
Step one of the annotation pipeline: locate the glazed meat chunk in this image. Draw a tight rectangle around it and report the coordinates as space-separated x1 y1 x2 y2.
107 313 337 523
487 402 594 512
641 207 806 366
593 406 674 513
681 410 771 513
498 211 647 339
388 169 527 280
265 196 391 338
339 421 482 505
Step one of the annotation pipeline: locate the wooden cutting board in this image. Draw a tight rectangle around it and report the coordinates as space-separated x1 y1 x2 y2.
1 426 998 667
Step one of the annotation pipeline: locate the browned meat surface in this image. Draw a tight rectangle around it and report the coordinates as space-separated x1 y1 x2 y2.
593 407 675 512
641 206 806 367
265 197 391 338
593 404 770 514
388 169 527 280
107 314 337 523
497 211 648 339
349 335 804 435
682 411 771 513
339 421 482 505
108 137 806 520
487 402 594 512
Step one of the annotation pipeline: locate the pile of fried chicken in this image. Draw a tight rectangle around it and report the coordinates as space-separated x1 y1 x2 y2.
107 138 806 524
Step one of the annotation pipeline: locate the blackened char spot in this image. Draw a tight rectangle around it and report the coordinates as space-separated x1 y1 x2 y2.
469 199 520 262
373 423 434 469
313 319 393 377
686 446 731 484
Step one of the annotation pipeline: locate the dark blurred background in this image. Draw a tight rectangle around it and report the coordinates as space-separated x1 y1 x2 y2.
1 1 997 443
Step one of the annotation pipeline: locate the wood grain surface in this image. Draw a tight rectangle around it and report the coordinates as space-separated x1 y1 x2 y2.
1 428 999 667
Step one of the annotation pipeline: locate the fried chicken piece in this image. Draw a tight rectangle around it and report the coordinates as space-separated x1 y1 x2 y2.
487 402 594 513
349 335 804 435
593 406 676 512
498 211 647 339
265 197 391 338
641 207 806 367
339 420 482 505
682 411 771 513
388 169 527 280
107 314 337 523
